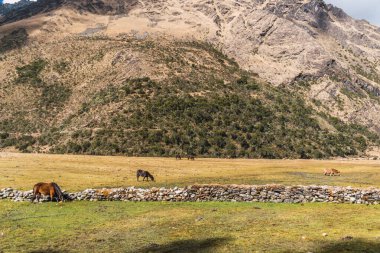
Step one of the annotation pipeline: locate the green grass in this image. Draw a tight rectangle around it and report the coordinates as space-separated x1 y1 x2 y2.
1 154 379 252
0 201 379 253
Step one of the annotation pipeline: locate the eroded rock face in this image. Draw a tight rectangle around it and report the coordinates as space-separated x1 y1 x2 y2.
66 0 139 15
2 185 379 205
0 0 64 25
2 0 379 85
1 0 380 135
0 0 139 25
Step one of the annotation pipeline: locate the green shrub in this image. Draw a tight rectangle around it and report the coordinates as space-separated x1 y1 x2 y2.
15 59 47 87
39 83 71 109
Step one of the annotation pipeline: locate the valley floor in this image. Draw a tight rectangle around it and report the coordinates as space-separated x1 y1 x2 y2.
0 153 379 190
0 201 379 253
0 153 379 252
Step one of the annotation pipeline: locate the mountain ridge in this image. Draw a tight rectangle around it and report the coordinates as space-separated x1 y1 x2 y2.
0 0 380 158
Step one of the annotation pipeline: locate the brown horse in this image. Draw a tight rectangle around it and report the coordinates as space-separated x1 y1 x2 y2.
136 169 155 182
32 182 64 202
187 155 195 160
176 154 182 160
324 168 341 176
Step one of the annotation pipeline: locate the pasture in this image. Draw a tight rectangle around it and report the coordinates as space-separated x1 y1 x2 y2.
0 153 380 252
0 201 379 253
0 153 380 191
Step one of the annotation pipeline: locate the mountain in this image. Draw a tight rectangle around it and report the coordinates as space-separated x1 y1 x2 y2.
0 0 379 158
0 0 35 16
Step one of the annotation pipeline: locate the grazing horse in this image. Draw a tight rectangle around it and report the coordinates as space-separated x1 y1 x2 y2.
187 155 195 160
324 168 341 176
136 169 155 182
176 154 182 160
32 182 64 202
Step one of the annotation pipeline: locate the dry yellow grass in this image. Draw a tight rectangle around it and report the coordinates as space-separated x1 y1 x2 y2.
0 153 379 191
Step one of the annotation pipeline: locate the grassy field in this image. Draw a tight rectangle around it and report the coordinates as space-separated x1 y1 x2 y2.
0 153 380 191
0 201 379 253
1 153 380 252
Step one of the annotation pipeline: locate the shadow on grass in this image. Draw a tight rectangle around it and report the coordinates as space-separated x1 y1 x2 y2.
135 237 230 253
316 239 380 253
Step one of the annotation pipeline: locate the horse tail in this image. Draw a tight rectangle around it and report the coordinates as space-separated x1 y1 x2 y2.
33 184 38 195
32 184 39 201
52 182 64 202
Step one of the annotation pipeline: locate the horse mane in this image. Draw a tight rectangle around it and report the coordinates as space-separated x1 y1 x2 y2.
51 182 64 201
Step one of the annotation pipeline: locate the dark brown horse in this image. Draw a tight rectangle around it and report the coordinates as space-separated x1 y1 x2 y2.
32 182 64 202
176 154 182 160
136 169 155 182
187 155 195 160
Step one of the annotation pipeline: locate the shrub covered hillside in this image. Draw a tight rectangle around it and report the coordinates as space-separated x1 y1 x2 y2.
0 37 378 158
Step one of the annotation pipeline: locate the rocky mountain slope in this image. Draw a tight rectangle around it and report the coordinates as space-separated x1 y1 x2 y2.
0 0 379 158
0 1 35 17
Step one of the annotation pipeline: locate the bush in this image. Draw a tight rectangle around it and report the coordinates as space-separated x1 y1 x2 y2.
16 59 47 87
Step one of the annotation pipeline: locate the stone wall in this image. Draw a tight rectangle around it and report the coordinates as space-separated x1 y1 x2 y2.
1 185 379 204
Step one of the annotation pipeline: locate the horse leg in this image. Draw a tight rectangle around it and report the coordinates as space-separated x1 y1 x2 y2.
31 192 36 202
50 188 55 202
36 193 41 203
137 175 139 181
32 186 38 202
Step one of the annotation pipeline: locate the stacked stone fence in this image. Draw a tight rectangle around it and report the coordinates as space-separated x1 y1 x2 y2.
1 185 379 204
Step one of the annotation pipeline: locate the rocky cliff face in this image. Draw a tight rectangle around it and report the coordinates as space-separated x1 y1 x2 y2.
0 0 380 156
1 0 378 84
